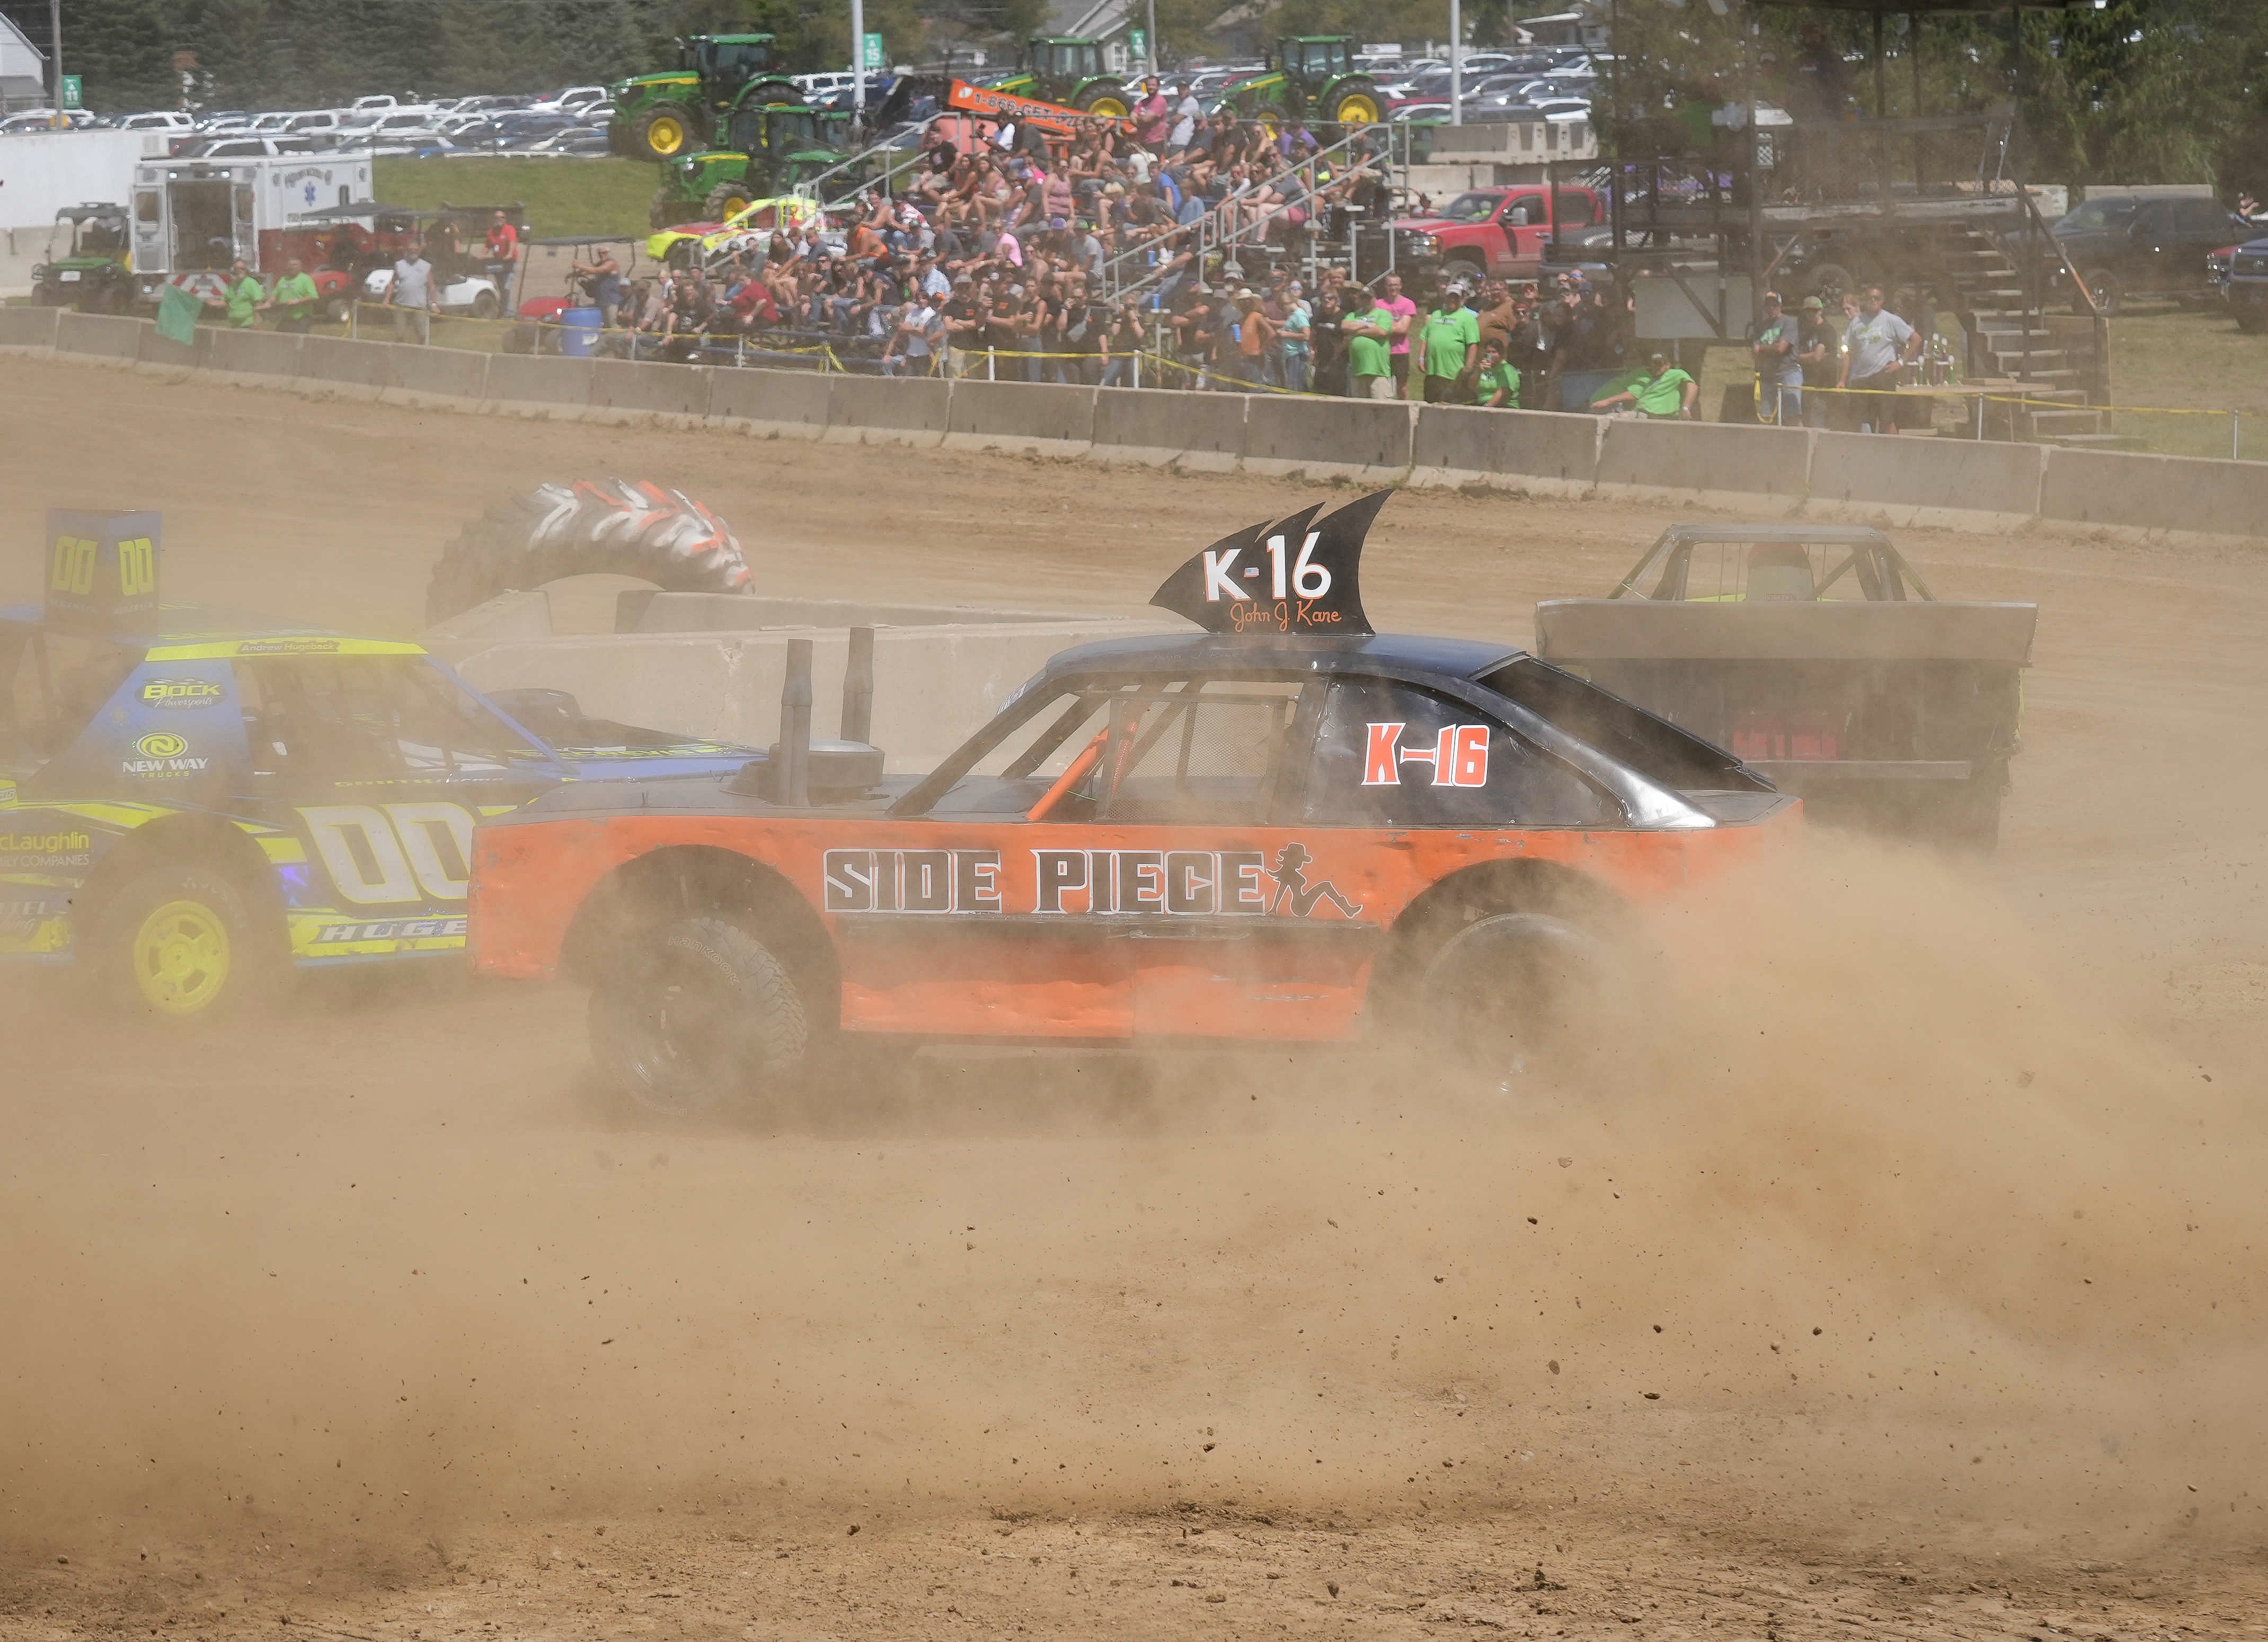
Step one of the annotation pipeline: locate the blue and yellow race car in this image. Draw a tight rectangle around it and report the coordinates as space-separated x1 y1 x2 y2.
3 508 750 1021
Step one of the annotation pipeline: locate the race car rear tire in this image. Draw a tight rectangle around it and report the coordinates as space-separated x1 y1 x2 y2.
589 916 809 1114
424 480 754 625
1415 909 1618 1081
96 864 278 1025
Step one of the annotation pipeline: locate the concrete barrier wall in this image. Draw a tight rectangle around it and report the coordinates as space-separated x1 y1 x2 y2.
1810 430 2046 525
2040 445 2268 538
1091 386 1244 469
945 378 1096 455
590 358 714 418
1410 405 1601 492
55 310 147 360
708 367 829 434
0 305 60 348
484 352 597 409
391 343 490 401
1597 418 1813 503
207 328 305 378
1245 396 1412 480
452 621 1156 768
29 315 2268 541
300 333 393 390
828 374 948 445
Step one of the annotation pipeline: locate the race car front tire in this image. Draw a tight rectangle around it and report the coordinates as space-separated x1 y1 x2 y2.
589 916 809 1114
426 480 754 625
96 864 277 1024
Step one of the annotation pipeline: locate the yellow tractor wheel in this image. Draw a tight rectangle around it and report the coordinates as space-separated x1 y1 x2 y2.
634 108 692 160
1084 94 1130 118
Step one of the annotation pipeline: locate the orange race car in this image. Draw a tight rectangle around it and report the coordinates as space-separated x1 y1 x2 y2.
469 495 1799 1110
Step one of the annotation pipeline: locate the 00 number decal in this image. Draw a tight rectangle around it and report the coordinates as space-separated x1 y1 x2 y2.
299 803 477 905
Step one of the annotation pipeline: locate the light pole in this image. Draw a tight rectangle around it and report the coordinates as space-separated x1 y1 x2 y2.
48 0 63 125
1449 0 1462 126
851 0 866 119
1146 0 1157 76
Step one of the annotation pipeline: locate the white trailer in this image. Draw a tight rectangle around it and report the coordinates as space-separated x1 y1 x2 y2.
128 150 374 305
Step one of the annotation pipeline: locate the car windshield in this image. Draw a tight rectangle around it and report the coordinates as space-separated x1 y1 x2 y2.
2059 198 2136 233
1436 192 1504 223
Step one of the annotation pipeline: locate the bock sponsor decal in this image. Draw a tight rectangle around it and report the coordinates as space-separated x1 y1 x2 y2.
0 828 93 869
139 676 225 709
122 730 209 776
1149 491 1384 636
822 844 1361 920
1361 722 1491 787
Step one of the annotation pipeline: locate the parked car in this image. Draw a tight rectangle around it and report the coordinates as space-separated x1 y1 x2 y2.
2049 192 2253 314
1390 184 1609 284
2221 233 2268 333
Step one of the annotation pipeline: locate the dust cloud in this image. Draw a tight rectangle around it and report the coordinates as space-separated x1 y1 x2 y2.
2 829 2259 1571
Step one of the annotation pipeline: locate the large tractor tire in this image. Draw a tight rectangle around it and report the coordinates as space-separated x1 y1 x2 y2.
704 180 757 223
424 480 754 626
741 78 802 109
1321 78 1383 124
1073 79 1132 117
626 103 698 162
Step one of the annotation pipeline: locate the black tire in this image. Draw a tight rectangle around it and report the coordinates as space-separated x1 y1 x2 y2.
1415 909 1620 1082
503 320 537 354
1805 261 1854 303
472 288 499 320
323 292 352 324
1445 251 1486 288
1321 77 1384 125
740 78 802 109
94 864 279 1025
2076 267 2122 316
424 480 754 625
648 187 687 231
589 916 809 1114
626 103 699 163
1071 79 1131 117
704 180 756 223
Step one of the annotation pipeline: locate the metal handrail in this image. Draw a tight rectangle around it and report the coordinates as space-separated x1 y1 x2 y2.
1094 123 1405 301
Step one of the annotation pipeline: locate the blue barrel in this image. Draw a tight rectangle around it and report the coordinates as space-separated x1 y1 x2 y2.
559 306 604 358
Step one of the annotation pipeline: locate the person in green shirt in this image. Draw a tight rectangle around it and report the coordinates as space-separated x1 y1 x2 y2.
1594 351 1698 419
212 259 264 329
1342 295 1396 400
1412 285 1483 404
260 257 320 333
1470 339 1520 408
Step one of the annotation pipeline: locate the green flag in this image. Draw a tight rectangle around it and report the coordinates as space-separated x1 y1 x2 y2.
156 283 201 347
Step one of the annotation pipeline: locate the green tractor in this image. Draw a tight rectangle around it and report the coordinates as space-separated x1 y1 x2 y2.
31 203 134 313
1208 36 1383 131
607 34 803 163
988 36 1133 115
648 104 857 229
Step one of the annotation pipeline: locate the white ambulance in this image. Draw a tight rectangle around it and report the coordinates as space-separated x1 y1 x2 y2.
128 151 375 307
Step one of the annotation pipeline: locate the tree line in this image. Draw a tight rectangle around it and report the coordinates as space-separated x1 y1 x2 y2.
19 0 2268 193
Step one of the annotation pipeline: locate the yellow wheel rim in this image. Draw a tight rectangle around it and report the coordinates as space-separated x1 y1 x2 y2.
132 899 232 1017
723 195 751 217
1087 95 1129 118
1336 95 1380 123
646 113 687 156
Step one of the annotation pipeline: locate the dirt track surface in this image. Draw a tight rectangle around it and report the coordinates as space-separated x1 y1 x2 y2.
5 358 2268 1637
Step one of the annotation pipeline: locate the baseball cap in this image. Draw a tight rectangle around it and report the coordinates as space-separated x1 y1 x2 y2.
1648 350 1668 365
1235 287 1257 300
1763 289 1784 304
1801 295 1824 310
1049 216 1066 229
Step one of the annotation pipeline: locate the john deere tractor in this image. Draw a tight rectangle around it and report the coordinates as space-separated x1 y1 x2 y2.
608 34 803 163
31 204 134 312
990 36 1132 115
1209 36 1383 130
648 104 856 229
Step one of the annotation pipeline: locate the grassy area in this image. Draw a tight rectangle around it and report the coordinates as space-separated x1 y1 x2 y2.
372 156 656 241
2097 308 2268 461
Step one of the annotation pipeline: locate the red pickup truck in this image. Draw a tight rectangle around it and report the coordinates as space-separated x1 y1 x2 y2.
1393 185 1606 284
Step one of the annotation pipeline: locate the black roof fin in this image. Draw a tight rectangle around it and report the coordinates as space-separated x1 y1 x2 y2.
1148 490 1387 637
